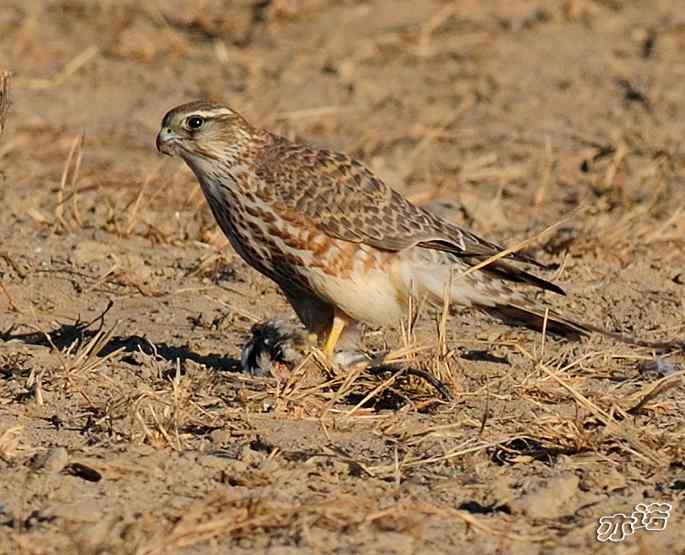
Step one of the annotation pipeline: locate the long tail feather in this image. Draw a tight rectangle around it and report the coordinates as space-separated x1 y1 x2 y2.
481 261 566 296
484 301 684 351
399 255 683 352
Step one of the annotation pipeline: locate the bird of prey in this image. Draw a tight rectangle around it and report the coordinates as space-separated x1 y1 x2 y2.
156 101 678 368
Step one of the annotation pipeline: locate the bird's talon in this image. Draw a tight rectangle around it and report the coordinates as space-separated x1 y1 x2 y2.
330 350 372 370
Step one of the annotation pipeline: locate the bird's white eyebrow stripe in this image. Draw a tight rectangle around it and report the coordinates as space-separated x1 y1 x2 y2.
185 108 234 118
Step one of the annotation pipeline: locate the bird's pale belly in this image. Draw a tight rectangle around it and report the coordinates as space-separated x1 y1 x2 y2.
307 265 407 326
297 240 410 326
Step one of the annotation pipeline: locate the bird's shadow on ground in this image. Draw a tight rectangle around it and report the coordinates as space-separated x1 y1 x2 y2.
0 319 242 374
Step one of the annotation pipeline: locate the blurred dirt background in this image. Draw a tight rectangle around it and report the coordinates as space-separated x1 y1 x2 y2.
1 1 684 554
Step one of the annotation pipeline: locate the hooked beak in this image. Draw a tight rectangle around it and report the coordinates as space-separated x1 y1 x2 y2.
156 127 178 156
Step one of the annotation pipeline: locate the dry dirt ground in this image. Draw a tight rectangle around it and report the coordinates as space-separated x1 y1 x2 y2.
1 1 684 554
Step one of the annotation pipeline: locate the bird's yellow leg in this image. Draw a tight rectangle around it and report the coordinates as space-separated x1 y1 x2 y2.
322 313 346 362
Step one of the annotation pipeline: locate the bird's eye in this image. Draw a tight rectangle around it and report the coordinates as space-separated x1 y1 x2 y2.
186 116 204 130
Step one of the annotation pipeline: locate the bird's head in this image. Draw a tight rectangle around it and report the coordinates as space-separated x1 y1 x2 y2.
156 101 254 163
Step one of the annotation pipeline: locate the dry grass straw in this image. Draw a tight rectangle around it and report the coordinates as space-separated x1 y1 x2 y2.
59 321 125 378
567 157 684 258
621 370 683 415
55 133 85 231
0 71 9 138
132 489 546 555
535 361 661 466
21 46 99 90
359 319 683 475
134 493 363 555
457 202 589 282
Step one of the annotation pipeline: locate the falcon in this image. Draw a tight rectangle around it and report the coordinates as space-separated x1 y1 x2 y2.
156 101 678 368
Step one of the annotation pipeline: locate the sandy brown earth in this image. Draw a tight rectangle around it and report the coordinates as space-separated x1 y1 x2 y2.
1 1 684 554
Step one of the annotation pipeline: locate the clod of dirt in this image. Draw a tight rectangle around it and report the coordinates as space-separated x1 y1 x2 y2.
671 479 685 491
457 500 511 515
542 225 578 254
71 240 111 266
511 474 580 519
638 356 681 377
72 515 123 553
71 240 152 282
44 500 102 524
160 0 258 46
239 443 269 466
29 447 69 473
63 462 103 483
